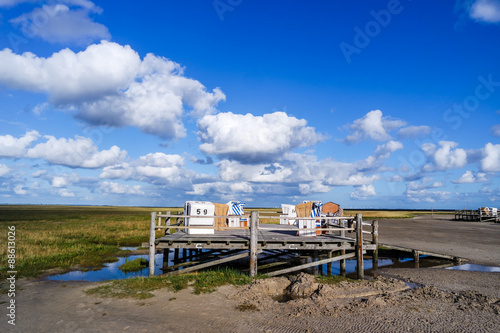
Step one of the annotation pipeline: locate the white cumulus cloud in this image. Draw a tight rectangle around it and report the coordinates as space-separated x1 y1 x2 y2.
0 130 40 157
0 0 35 7
350 184 376 199
0 41 225 139
452 170 489 184
51 173 82 187
100 152 194 186
481 143 500 172
491 124 500 136
216 151 380 193
342 110 406 144
14 184 27 195
26 135 127 168
357 140 404 171
422 141 467 171
58 188 75 197
100 181 145 195
0 164 10 177
198 112 325 164
0 41 140 102
10 2 110 45
187 181 253 198
468 0 500 23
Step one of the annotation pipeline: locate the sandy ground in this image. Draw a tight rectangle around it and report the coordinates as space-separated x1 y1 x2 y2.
2 215 500 332
377 214 500 266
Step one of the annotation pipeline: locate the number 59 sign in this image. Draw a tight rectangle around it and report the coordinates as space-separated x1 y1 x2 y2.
196 209 208 215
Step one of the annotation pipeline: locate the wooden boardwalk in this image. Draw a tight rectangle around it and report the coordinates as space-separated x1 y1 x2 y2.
148 212 378 279
454 209 499 222
155 224 371 251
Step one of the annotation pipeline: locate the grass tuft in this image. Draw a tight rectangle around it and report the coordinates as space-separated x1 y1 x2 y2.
85 268 253 299
315 275 355 285
118 258 148 272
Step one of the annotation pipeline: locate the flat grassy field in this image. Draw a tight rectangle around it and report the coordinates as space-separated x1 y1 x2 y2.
342 210 453 219
0 205 169 279
0 205 450 280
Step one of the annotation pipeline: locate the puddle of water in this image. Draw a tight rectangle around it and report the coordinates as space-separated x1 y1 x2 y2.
47 253 164 282
445 263 500 273
305 255 442 277
120 246 139 251
47 248 215 281
46 248 450 282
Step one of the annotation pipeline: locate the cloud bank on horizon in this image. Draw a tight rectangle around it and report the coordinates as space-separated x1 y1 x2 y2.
0 0 499 208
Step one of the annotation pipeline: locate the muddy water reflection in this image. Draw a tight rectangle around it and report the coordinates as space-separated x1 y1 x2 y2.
445 263 500 273
47 253 164 282
47 249 454 282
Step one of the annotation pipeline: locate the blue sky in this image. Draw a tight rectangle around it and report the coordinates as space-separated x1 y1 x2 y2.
0 0 499 209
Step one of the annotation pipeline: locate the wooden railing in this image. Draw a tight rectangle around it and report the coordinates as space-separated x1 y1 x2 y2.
148 211 378 280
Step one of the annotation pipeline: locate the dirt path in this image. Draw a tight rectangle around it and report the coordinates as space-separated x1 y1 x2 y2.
2 270 499 333
377 215 500 266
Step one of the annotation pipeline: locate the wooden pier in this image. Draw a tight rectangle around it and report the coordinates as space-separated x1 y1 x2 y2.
148 211 378 279
454 209 499 222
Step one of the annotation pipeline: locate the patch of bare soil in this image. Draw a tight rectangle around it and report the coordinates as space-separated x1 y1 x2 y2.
231 272 500 332
2 270 500 332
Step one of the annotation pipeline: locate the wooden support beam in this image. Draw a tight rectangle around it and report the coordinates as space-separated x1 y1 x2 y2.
163 249 169 270
249 211 258 277
372 220 379 270
378 243 466 262
149 211 157 277
413 249 420 263
327 251 333 276
266 252 357 277
356 213 364 280
167 251 256 275
165 211 171 235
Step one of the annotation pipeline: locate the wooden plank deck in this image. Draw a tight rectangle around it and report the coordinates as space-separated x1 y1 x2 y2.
454 209 500 222
155 224 376 251
149 212 377 278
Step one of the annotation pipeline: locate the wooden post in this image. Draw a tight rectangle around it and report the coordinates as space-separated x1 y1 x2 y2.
249 211 258 277
413 250 420 263
149 211 157 277
340 249 346 276
372 220 379 270
174 248 180 265
163 249 169 270
165 211 171 235
313 250 319 275
356 214 364 280
327 251 333 276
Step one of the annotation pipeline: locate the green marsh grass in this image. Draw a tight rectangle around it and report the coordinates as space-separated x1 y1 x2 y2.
315 274 355 285
343 210 453 219
85 268 254 299
119 258 148 272
0 205 172 279
0 205 446 280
